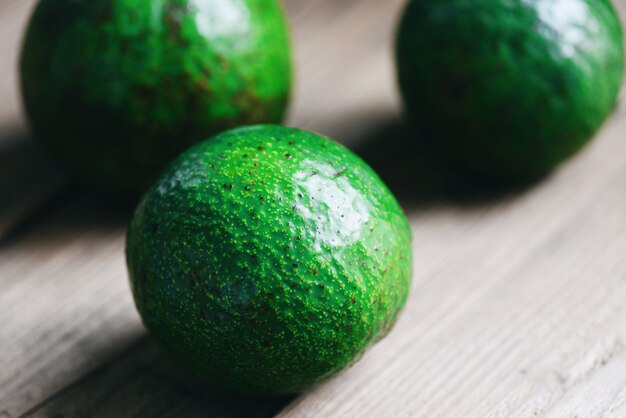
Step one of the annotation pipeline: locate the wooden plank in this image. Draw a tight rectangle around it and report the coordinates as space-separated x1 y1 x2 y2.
284 0 403 143
2 0 626 417
0 0 398 416
0 197 138 417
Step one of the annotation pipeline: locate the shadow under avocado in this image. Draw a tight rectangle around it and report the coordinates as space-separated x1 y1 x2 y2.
0 184 138 248
0 115 546 246
24 334 294 417
350 117 546 209
0 124 141 246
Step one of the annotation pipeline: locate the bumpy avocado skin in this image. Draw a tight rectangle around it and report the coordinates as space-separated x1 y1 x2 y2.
126 125 413 395
397 0 625 179
20 0 292 194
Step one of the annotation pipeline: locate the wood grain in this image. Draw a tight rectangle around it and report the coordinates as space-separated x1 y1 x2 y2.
1 0 626 417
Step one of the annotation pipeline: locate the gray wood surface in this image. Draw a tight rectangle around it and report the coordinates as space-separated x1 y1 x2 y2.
2 0 626 417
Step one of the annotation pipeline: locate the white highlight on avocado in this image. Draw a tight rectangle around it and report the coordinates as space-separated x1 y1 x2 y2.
191 0 251 39
526 0 599 58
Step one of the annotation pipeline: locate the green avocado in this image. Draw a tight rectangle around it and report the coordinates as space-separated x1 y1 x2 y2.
126 125 413 395
20 0 292 194
396 0 625 180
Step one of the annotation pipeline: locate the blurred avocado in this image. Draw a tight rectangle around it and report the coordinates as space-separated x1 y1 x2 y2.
396 0 625 180
20 0 292 194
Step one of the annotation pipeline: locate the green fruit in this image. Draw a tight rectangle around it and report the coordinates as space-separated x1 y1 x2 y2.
20 0 291 194
126 125 412 395
396 0 625 179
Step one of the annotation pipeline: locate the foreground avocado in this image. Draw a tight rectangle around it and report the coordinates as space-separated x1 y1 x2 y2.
20 0 291 194
396 0 625 180
126 125 413 394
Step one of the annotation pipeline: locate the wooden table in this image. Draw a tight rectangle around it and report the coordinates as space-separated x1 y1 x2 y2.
2 0 626 416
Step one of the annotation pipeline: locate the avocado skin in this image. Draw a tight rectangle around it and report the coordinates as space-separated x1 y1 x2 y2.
20 0 291 194
396 0 625 180
126 125 413 395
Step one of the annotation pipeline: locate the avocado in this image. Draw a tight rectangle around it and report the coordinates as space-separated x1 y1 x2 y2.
126 125 413 394
20 0 292 194
396 0 625 180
